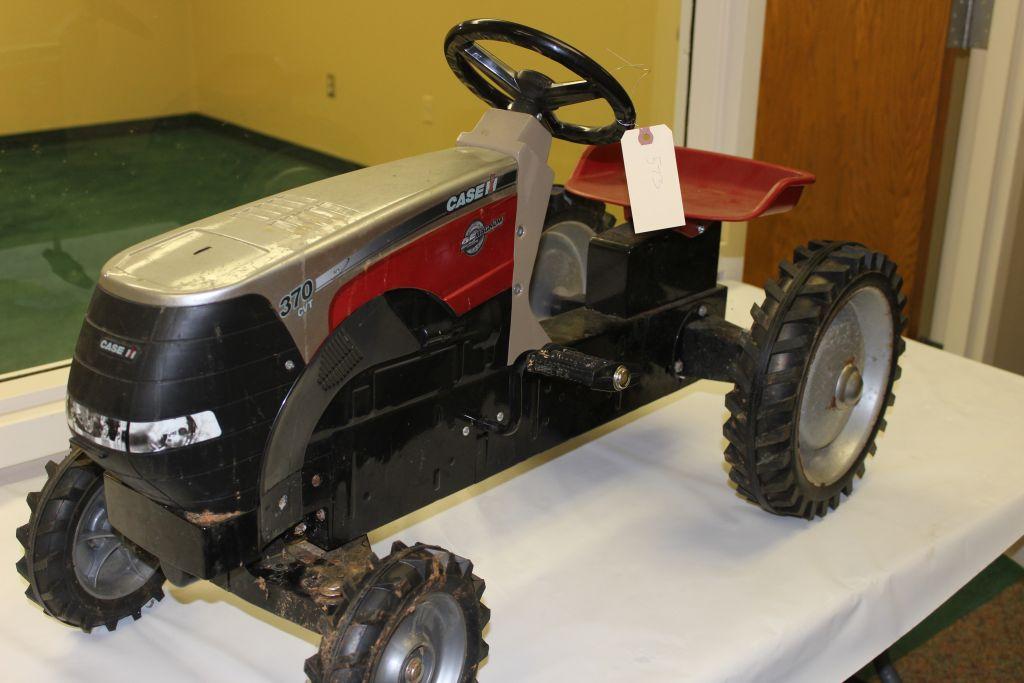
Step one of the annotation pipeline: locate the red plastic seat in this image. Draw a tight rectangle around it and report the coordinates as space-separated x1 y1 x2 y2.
565 144 815 223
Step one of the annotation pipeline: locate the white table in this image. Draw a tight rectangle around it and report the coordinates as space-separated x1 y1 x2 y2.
3 281 1023 682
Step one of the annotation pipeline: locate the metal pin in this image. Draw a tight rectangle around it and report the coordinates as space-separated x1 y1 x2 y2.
612 366 631 391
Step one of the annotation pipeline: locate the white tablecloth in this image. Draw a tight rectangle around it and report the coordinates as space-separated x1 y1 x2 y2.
2 281 1023 682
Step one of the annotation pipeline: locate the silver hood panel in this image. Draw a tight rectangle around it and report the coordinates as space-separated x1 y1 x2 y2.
99 146 517 359
102 146 515 302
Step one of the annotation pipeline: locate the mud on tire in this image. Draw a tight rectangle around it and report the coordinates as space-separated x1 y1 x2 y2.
307 542 489 683
724 241 907 518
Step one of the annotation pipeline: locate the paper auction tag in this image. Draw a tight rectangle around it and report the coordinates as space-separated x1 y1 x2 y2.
620 124 686 233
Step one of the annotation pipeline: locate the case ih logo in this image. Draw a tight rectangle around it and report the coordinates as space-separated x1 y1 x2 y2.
99 338 139 361
460 216 504 256
446 175 499 213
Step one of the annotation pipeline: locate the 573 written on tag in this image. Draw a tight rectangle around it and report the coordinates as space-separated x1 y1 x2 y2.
620 124 686 233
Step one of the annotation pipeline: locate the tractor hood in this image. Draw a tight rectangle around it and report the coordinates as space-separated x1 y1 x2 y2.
101 146 516 304
97 146 517 359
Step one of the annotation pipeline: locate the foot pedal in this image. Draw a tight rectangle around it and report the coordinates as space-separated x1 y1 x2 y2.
525 344 632 392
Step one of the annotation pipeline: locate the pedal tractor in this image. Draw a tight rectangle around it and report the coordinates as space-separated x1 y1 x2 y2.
16 19 905 683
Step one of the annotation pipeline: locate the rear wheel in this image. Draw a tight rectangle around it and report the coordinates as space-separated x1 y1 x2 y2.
724 241 907 518
16 449 164 632
530 186 614 318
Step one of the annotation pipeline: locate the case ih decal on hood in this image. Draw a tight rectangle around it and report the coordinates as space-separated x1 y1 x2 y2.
446 175 499 212
99 337 138 361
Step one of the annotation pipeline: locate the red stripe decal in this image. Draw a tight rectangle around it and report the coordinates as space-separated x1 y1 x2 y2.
328 194 517 329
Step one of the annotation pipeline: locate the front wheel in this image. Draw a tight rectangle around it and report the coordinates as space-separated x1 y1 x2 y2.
307 541 489 683
16 449 165 632
724 241 906 518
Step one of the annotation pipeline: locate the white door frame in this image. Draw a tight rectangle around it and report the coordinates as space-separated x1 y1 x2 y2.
930 0 1024 360
674 0 767 281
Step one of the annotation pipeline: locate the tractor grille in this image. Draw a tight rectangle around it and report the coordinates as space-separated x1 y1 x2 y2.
66 287 302 513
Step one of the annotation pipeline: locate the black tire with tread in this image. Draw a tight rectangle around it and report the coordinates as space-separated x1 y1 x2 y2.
16 448 165 632
724 241 907 519
307 541 489 683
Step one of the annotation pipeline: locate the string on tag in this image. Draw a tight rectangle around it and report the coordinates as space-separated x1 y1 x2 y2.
606 48 651 84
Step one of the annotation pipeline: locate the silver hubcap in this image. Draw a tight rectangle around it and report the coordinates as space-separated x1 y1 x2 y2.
374 592 467 683
797 285 894 487
72 485 159 600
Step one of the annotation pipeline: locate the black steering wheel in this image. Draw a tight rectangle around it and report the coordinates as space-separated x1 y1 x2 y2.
444 19 636 145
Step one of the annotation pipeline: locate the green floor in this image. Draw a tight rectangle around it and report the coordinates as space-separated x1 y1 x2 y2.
0 118 356 375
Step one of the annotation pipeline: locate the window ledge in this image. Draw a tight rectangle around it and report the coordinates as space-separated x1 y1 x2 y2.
0 362 71 468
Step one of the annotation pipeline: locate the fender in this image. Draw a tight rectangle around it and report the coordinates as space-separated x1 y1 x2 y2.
259 295 423 544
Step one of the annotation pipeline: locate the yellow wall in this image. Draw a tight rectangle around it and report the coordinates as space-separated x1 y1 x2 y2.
0 1 195 135
2 1 679 184
189 1 680 182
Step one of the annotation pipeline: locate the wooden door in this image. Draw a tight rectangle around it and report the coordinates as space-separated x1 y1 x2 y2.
744 0 955 337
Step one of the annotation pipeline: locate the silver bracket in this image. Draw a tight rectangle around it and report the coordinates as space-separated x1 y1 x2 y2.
457 109 554 364
947 0 993 49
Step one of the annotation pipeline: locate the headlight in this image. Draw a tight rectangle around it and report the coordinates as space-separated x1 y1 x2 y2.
66 398 221 453
67 397 128 451
127 412 222 453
